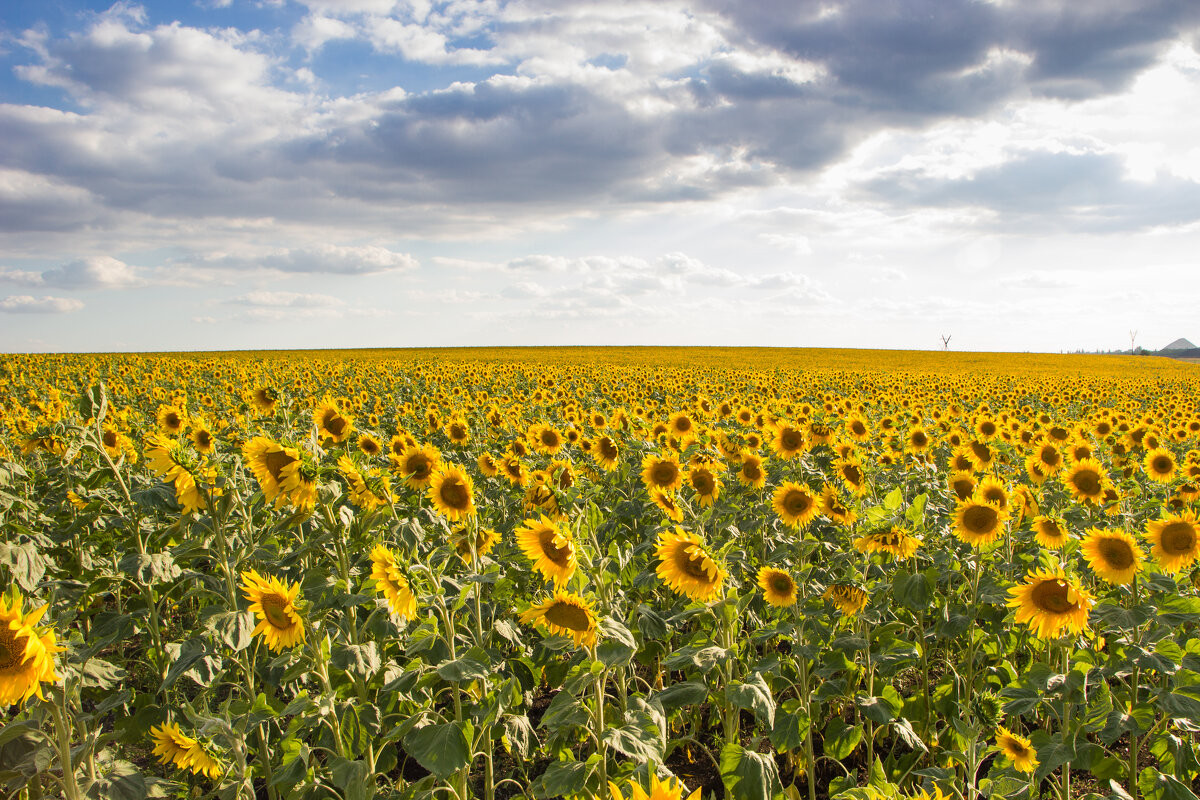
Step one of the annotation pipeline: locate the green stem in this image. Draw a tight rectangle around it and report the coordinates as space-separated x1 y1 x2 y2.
48 690 82 800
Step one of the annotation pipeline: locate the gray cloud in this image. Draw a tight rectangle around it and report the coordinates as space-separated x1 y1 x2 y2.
0 256 141 288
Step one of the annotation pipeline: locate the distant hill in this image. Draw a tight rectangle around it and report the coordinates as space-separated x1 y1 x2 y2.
1163 337 1196 350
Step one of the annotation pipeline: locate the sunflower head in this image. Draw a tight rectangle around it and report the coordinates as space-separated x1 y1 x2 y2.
519 591 599 648
853 526 920 559
369 545 417 620
516 515 577 586
241 570 305 652
823 584 868 617
1031 515 1069 549
608 773 700 800
1063 458 1109 503
641 454 683 493
772 481 819 529
1145 510 1200 573
953 498 1008 548
150 722 222 780
994 726 1038 774
757 568 798 607
1006 567 1094 639
687 466 721 507
0 590 62 707
1080 528 1144 585
314 399 353 443
428 466 476 521
655 528 726 603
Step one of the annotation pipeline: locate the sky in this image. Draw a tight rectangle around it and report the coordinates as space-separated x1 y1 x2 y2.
2 0 1200 354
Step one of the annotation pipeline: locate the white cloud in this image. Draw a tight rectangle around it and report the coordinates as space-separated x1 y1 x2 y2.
194 245 419 276
0 256 141 289
225 291 345 308
0 295 85 313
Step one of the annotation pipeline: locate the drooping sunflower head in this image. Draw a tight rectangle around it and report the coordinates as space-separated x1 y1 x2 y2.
516 515 577 586
853 526 920 560
822 584 868 617
952 498 1008 547
1145 510 1200 573
1006 567 1094 639
519 591 599 648
369 545 417 621
428 466 476 521
650 489 685 522
772 481 819 529
314 399 353 443
837 457 867 495
451 525 501 563
0 592 62 707
655 528 726 603
150 722 222 780
1080 528 1144 585
240 570 305 652
641 453 683 493
757 567 798 607
994 726 1038 774
242 436 299 505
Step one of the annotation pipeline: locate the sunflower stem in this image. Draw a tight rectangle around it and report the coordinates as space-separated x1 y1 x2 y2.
590 645 610 790
47 688 82 800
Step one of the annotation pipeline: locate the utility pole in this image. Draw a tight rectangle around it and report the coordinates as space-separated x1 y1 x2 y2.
940 334 951 351
1129 329 1138 353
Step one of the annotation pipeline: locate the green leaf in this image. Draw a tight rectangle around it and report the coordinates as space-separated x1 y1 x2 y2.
82 658 127 691
600 616 636 648
118 551 180 585
84 759 146 800
768 702 809 752
602 723 663 762
330 758 373 800
540 690 590 731
0 541 45 593
1157 688 1200 722
402 723 471 781
822 718 862 761
531 759 596 800
727 673 776 728
720 742 785 800
206 611 254 652
904 493 928 526
883 487 903 511
597 641 636 668
435 647 490 682
1139 767 1200 800
332 642 381 678
502 714 536 759
889 718 927 753
160 640 206 692
663 644 727 672
652 680 709 710
892 572 932 612
855 693 897 724
0 721 47 749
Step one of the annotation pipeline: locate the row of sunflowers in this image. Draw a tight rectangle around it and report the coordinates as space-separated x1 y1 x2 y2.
1 348 1200 800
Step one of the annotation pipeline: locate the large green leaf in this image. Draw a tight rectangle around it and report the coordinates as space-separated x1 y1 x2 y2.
727 673 776 728
823 718 862 761
720 743 785 800
402 723 471 781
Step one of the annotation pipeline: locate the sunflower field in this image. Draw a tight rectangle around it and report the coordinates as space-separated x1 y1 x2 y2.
3 347 1200 800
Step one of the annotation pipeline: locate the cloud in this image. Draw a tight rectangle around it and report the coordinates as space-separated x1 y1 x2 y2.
225 291 345 308
0 256 141 288
0 295 84 313
194 245 419 275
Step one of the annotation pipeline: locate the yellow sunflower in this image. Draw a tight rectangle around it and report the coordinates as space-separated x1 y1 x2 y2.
952 498 1008 547
837 456 868 496
853 527 920 559
314 398 353 443
1144 447 1177 483
369 545 417 620
450 525 501 563
973 476 1009 512
428 465 476 521
189 420 216 455
757 567 798 607
1080 528 1144 585
240 570 305 652
687 465 721 508
156 404 188 436
516 515 577 586
357 433 384 458
242 436 311 509
250 386 278 415
476 452 500 477
823 584 868 616
650 489 685 522
1007 568 1094 639
948 471 977 501
641 453 684 493
393 443 441 490
770 423 806 460
150 722 222 780
520 591 599 648
1145 510 1200 573
772 482 819 529
738 453 767 489
655 528 726 603
0 592 62 706
821 483 857 527
593 435 621 471
1062 458 1108 504
608 773 701 800
1031 515 1070 549
994 726 1038 774
339 456 392 511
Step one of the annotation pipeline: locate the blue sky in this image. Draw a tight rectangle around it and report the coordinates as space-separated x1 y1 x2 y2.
2 0 1200 353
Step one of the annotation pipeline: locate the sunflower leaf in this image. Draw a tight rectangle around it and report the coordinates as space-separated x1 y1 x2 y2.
822 718 862 761
652 680 709 710
720 742 785 800
1138 767 1200 800
402 723 471 781
727 672 776 728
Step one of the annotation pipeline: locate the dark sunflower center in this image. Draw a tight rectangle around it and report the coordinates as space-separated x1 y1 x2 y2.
771 575 793 595
1039 521 1063 540
851 421 866 435
264 449 297 482
983 488 1006 508
195 430 212 448
599 438 618 459
539 531 573 567
743 462 762 480
979 422 996 436
323 412 347 437
1040 448 1060 467
674 418 692 433
261 593 292 630
1160 521 1197 555
675 548 712 581
911 432 928 447
164 412 182 429
693 472 714 493
1031 579 1074 614
450 424 466 439
784 490 812 516
652 462 678 486
1097 538 1134 569
103 430 118 448
781 430 802 450
544 601 591 632
0 626 28 672
440 478 470 510
362 439 381 456
952 479 974 499
970 442 991 462
963 504 999 534
406 454 431 478
541 431 559 447
1072 469 1101 495
1152 456 1173 473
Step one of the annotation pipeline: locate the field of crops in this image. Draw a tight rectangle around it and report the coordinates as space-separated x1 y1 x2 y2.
3 347 1200 800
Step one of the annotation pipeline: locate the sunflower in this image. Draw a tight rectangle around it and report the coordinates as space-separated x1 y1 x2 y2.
738 453 767 489
1031 515 1070 549
973 476 1009 511
669 411 697 442
520 591 599 648
772 482 819 529
240 570 305 652
966 440 994 471
655 528 726 603
369 545 417 620
948 471 976 501
821 483 857 527
156 404 188 436
190 420 216 455
994 726 1038 774
339 456 392 511
242 436 304 508
0 592 62 706
314 399 353 443
250 386 278 415
950 448 976 473
1062 458 1108 504
608 773 700 800
837 456 867 496
650 489 685 522
853 527 920 560
687 466 721 508
1144 447 1177 483
1080 528 1144 585
952 498 1008 547
1145 510 1200 573
443 418 470 445
1024 455 1049 485
1007 567 1094 639
757 567 798 607
150 723 222 780
845 415 870 441
642 454 683 493
450 525 501 563
500 455 530 487
393 443 441 490
823 584 868 616
771 423 806 460
593 435 620 471
357 433 383 458
516 515 577 586
905 426 932 454
428 466 476 521
1035 442 1063 474
477 452 500 477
